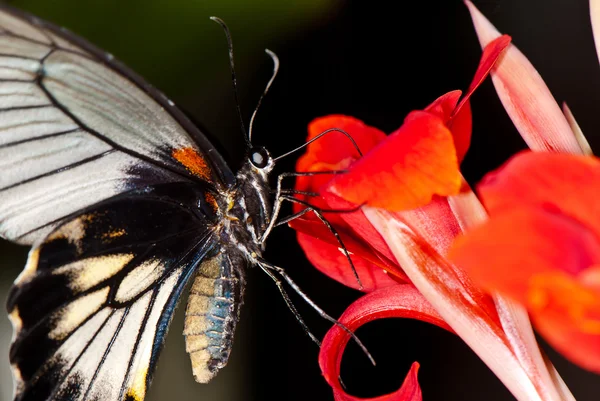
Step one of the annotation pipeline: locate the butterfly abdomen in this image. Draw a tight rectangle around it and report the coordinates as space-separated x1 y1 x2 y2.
184 251 244 383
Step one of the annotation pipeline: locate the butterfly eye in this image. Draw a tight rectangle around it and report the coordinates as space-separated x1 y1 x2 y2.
250 147 270 169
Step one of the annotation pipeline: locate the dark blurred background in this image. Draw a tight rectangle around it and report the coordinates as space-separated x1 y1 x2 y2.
1 0 600 400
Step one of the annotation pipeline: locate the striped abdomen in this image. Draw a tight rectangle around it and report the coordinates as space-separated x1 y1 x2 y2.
184 251 244 383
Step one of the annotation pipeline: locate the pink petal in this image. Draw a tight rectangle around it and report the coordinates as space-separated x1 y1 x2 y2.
562 103 593 156
465 0 583 154
448 183 570 401
590 0 600 70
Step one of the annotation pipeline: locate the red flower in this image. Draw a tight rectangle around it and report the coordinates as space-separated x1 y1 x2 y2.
292 34 510 290
291 33 574 401
450 151 600 373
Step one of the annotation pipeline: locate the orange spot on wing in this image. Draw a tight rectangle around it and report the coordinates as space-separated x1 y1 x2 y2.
204 192 219 213
173 147 211 181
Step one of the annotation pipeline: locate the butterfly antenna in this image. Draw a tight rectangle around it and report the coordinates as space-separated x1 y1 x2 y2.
274 128 363 162
249 49 280 144
210 16 251 147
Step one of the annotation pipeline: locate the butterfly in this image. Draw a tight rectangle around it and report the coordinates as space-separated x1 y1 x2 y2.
0 4 371 401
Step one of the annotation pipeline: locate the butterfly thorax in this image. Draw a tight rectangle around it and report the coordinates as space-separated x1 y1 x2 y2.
222 150 274 258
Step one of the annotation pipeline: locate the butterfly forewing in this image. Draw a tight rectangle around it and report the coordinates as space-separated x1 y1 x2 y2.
0 5 234 245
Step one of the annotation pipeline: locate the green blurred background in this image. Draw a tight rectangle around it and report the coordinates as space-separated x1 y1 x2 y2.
2 0 600 400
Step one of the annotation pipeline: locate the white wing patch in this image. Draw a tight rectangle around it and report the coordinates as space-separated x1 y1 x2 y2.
0 56 40 80
0 107 77 146
121 272 181 401
0 81 49 108
0 129 112 188
54 253 136 293
0 35 50 59
115 258 165 303
0 12 51 44
49 287 109 341
0 151 139 243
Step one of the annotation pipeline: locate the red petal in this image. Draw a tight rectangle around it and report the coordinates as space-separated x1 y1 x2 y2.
449 205 600 304
320 285 452 401
423 90 471 163
328 111 461 211
333 363 421 401
449 204 600 373
295 116 387 215
297 115 387 171
449 99 472 163
450 35 511 161
424 90 461 122
530 270 600 373
322 192 398 264
453 34 511 118
478 151 600 238
292 219 405 291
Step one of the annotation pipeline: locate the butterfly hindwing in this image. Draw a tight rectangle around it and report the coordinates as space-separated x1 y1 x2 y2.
7 183 221 401
0 5 235 245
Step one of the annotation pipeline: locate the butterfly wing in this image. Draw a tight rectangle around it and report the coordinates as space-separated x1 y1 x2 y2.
8 183 222 401
0 5 235 245
0 5 243 401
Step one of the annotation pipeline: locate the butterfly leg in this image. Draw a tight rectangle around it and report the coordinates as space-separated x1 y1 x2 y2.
258 264 321 346
260 170 348 244
255 257 375 366
276 195 364 290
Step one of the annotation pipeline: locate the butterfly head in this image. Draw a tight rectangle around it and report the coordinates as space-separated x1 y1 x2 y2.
248 146 274 174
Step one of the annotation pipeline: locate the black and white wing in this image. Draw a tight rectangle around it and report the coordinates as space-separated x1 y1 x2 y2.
0 5 239 401
8 183 221 401
0 5 235 245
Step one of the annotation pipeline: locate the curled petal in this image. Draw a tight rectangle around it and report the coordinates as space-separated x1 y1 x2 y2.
320 285 451 401
465 0 583 154
328 111 461 211
478 152 600 237
333 363 421 401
